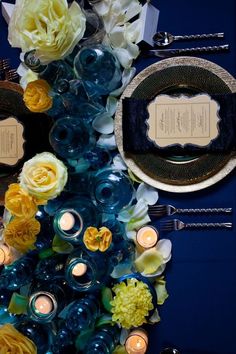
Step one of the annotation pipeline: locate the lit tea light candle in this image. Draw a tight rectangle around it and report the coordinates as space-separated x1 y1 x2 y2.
125 329 148 354
72 262 87 277
59 212 75 231
136 226 158 250
34 295 54 315
0 244 12 265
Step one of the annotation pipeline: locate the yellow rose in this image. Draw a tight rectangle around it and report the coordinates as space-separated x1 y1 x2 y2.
83 226 112 252
8 0 86 64
23 79 52 113
4 217 40 253
5 183 38 219
0 324 37 354
19 152 68 202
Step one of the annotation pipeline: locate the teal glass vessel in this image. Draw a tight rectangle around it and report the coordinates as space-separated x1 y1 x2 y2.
0 251 38 290
51 325 75 354
53 197 100 245
89 168 135 213
85 325 120 353
49 115 95 160
65 294 99 333
16 321 52 354
24 50 74 91
28 281 70 323
74 44 122 96
65 249 109 292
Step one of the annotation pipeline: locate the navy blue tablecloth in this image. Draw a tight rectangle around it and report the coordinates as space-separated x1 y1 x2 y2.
1 1 236 353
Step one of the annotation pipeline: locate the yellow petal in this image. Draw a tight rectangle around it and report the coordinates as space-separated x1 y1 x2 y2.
135 248 164 274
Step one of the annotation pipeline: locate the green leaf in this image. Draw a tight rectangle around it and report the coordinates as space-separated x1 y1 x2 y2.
8 292 29 315
52 234 74 254
95 313 113 328
75 329 94 351
101 287 113 312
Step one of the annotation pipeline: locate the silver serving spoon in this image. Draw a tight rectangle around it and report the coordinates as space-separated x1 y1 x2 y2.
153 31 224 47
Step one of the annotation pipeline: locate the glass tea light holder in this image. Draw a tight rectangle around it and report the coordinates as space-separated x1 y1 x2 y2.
0 244 18 266
136 226 159 252
125 328 148 354
53 197 100 245
65 249 109 292
28 291 57 323
89 168 135 214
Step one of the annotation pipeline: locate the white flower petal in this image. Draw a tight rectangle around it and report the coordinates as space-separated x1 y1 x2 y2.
132 199 149 219
124 1 142 22
109 26 126 48
92 114 114 134
110 67 136 97
117 208 131 222
142 263 166 278
136 183 159 205
125 19 142 43
106 96 118 116
120 329 130 345
112 47 134 68
126 230 136 241
157 239 172 263
97 134 117 150
93 1 110 17
126 213 150 231
112 154 127 170
148 309 161 324
110 261 133 278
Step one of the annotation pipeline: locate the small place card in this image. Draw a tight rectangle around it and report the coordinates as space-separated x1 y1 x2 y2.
0 117 25 166
147 94 220 148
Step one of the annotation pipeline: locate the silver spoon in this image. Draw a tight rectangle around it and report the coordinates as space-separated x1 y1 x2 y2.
153 31 224 47
160 348 181 354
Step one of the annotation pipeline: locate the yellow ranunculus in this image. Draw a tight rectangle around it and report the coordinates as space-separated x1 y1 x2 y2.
5 183 38 219
23 79 52 113
0 324 37 354
8 0 86 64
3 217 40 253
83 226 112 252
19 152 68 202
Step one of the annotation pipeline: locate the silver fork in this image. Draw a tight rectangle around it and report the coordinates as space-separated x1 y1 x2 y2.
161 219 232 232
148 205 232 218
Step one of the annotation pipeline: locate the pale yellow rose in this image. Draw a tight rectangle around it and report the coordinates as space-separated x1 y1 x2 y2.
23 79 52 113
4 217 40 253
0 324 37 354
8 0 86 64
5 183 38 219
19 152 68 201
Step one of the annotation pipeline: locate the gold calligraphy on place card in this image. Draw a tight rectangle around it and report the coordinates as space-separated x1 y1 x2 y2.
147 94 220 148
0 117 25 166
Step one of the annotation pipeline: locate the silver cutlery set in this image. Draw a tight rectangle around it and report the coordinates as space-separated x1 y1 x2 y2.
146 31 229 57
148 204 233 232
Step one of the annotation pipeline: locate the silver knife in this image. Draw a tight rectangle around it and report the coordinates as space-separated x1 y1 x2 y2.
145 44 229 58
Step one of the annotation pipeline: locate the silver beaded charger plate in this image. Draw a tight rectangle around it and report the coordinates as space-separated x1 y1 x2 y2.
115 57 236 193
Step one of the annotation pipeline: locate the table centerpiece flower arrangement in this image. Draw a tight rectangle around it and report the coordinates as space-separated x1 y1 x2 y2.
0 0 172 352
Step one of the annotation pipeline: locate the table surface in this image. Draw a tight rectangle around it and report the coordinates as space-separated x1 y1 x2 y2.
1 1 236 353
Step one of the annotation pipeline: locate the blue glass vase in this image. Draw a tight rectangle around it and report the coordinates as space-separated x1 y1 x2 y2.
85 325 120 354
24 50 74 91
65 294 99 333
89 168 135 213
34 207 55 250
65 249 109 292
74 44 122 97
0 251 38 290
16 320 52 354
53 196 100 245
49 115 95 160
51 325 75 354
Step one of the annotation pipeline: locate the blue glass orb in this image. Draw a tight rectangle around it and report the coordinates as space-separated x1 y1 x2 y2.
65 296 99 333
16 321 51 354
89 168 135 213
49 115 95 159
74 44 122 96
83 146 111 170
